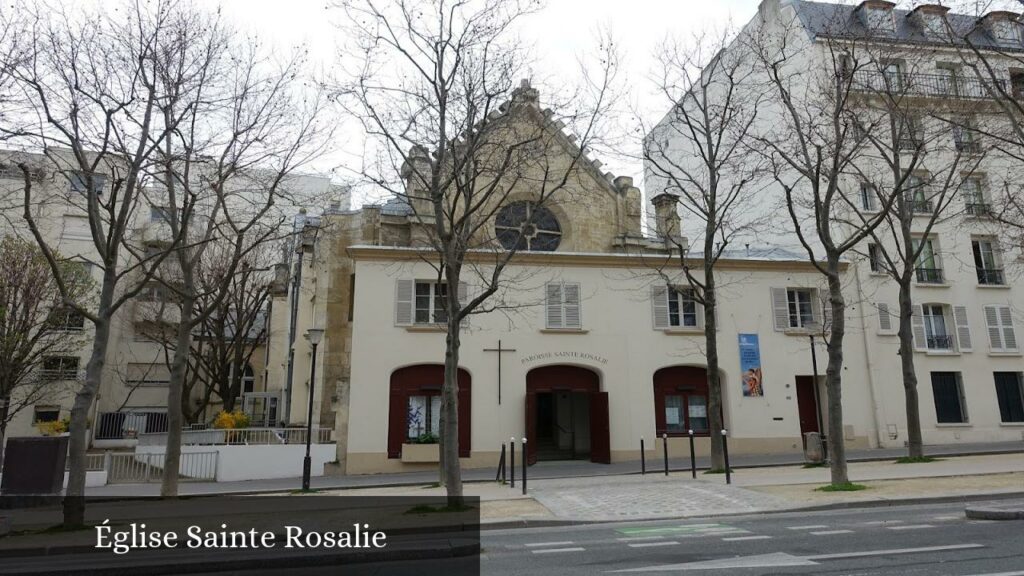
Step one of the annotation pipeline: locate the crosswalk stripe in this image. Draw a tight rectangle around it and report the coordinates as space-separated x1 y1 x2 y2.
722 535 772 541
628 541 679 548
525 541 575 547
887 524 935 530
531 547 585 554
810 530 854 535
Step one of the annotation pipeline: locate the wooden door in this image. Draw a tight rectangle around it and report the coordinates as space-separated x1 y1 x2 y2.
795 376 820 440
589 391 611 464
526 392 538 465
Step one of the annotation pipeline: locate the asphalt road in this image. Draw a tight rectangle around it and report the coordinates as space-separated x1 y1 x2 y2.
476 498 1024 576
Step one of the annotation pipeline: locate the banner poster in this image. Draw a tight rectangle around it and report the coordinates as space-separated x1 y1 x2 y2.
738 333 764 397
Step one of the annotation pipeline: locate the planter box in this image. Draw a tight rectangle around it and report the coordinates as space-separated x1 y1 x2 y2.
401 443 439 463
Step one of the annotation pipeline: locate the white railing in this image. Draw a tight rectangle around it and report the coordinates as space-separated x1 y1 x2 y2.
137 427 333 447
66 453 106 471
107 451 217 483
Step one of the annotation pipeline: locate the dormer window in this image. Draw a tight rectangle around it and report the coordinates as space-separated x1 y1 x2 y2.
859 1 897 33
982 12 1023 44
911 5 951 38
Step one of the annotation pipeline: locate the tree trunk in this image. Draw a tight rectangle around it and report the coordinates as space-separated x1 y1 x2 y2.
0 410 8 472
703 265 725 471
161 295 194 497
442 266 463 507
63 306 112 527
897 277 923 458
824 261 849 485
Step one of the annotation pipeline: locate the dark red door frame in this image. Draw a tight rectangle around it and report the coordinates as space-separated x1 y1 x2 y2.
387 365 471 459
524 365 606 464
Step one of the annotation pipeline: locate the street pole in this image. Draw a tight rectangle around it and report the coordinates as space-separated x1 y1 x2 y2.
302 328 324 491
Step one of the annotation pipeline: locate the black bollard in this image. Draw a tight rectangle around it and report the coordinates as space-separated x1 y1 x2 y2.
510 436 516 488
688 429 696 479
722 429 731 485
662 433 669 476
496 443 506 483
641 437 646 475
522 438 528 495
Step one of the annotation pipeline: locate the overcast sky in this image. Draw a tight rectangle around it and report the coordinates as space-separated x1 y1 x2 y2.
207 0 762 205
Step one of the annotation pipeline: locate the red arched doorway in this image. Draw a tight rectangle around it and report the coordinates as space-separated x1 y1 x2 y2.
525 365 609 465
653 366 710 437
387 365 471 459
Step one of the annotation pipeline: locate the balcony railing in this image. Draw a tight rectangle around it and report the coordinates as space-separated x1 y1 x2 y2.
851 70 1007 100
906 196 933 214
955 140 983 154
916 267 944 283
927 335 954 350
965 202 992 217
977 268 1006 285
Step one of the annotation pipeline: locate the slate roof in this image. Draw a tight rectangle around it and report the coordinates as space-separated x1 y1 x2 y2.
790 0 1024 52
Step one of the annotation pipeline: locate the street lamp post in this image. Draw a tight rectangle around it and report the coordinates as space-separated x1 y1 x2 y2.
302 328 324 491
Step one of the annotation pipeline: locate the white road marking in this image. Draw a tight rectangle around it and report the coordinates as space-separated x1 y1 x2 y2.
628 541 679 548
807 543 985 561
525 541 575 548
887 524 935 530
722 535 772 541
810 529 854 535
961 571 1024 576
863 519 903 525
532 547 585 554
932 515 960 521
617 536 664 542
786 525 829 530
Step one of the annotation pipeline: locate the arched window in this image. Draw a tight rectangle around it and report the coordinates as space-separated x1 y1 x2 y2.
495 201 561 251
388 365 471 458
653 366 710 436
242 364 255 394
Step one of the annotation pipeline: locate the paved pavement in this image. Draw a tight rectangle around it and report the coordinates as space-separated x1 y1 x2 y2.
474 499 1024 576
86 440 1024 497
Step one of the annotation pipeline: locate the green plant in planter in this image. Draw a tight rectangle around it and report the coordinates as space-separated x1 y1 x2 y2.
412 432 439 444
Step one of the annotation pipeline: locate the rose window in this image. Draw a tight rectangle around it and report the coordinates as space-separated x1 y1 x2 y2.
494 201 561 251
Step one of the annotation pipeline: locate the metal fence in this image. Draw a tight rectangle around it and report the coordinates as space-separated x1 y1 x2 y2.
137 427 333 447
95 411 169 440
67 453 106 471
851 70 1007 100
107 451 217 483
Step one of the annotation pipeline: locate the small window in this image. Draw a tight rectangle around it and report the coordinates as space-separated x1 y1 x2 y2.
546 282 582 330
913 237 943 283
859 182 878 211
923 305 953 350
32 406 60 424
993 19 1021 43
668 287 700 328
150 206 171 223
1011 71 1024 100
931 372 967 423
962 177 989 216
407 394 441 440
865 7 896 33
898 116 922 151
881 61 903 89
921 13 947 38
984 305 1018 352
41 356 80 381
994 372 1024 423
787 289 815 329
69 171 105 196
49 306 85 331
414 281 448 324
972 238 1004 285
953 119 981 154
867 243 883 273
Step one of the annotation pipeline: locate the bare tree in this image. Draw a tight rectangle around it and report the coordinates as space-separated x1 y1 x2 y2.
642 30 766 471
336 0 619 504
1 1 192 526
747 16 902 486
0 235 91 469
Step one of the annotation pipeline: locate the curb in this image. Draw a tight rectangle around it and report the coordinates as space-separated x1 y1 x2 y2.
965 506 1024 520
0 540 480 575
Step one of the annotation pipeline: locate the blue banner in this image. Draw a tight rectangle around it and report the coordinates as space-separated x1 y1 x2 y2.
738 333 764 397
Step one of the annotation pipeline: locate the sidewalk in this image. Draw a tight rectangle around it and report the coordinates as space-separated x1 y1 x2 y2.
311 452 1024 524
85 440 1024 497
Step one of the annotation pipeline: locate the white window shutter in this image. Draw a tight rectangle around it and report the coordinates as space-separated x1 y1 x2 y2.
771 288 789 331
563 283 582 329
1000 306 1017 350
651 285 669 329
953 305 972 352
395 279 414 326
546 283 564 329
877 303 893 333
985 305 1004 351
911 304 927 351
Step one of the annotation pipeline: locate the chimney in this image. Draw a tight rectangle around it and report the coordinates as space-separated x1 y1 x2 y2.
650 192 681 240
400 145 433 217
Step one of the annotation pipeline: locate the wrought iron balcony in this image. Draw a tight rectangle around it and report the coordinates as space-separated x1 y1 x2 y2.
955 140 983 154
965 202 992 217
927 335 954 350
916 267 944 283
977 268 1006 285
906 196 933 214
851 70 1007 100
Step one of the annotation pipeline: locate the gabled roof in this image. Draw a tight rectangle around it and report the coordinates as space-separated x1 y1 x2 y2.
790 0 1024 52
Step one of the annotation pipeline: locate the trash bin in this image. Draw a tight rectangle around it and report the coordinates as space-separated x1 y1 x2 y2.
803 432 824 463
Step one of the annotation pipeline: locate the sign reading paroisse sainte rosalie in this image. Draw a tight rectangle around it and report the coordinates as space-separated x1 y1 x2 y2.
520 351 609 366
738 333 764 397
